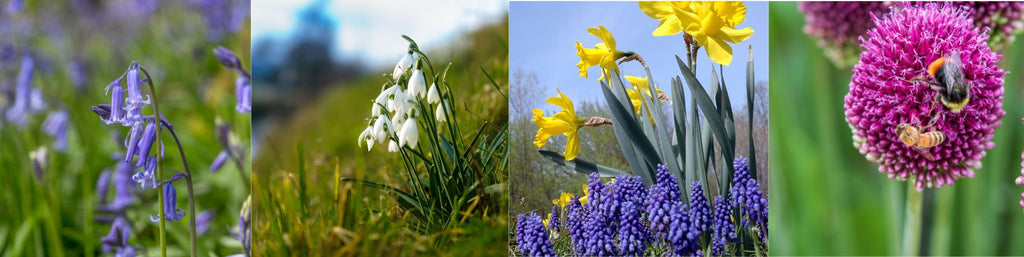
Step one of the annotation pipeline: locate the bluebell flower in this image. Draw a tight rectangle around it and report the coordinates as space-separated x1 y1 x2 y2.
69 58 88 90
132 155 159 190
133 122 157 167
196 210 214 235
689 181 711 235
123 62 148 127
6 0 23 13
515 213 556 257
98 160 139 214
150 175 186 222
210 150 229 173
100 216 131 254
96 169 112 203
233 195 251 255
122 123 143 162
235 76 250 113
42 110 69 151
5 56 44 126
213 46 242 72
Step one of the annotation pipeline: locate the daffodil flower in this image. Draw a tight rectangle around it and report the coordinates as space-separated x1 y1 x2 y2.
624 75 668 124
641 1 754 65
576 25 629 81
532 89 585 161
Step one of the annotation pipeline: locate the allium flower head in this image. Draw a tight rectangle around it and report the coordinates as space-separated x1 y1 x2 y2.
799 2 889 68
845 3 1005 190
515 213 556 257
907 2 1024 52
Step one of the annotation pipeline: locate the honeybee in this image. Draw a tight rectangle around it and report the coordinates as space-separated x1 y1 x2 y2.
896 123 946 161
911 52 970 113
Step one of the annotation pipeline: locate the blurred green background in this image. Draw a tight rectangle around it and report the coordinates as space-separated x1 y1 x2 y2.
770 2 1024 255
0 1 251 256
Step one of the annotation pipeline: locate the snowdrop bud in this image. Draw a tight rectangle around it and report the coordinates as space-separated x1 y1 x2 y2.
388 140 399 153
399 118 419 148
392 53 414 81
408 69 426 98
427 83 440 104
435 102 448 122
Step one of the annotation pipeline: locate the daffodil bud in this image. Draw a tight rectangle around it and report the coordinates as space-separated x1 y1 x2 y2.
427 83 440 104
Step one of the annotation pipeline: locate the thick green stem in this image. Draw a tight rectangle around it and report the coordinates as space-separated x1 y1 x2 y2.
902 182 923 256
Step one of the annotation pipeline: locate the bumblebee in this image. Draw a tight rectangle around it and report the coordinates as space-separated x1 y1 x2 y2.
896 123 946 161
919 52 970 113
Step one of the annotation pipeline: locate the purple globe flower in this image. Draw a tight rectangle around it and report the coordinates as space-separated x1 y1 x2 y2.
845 3 1005 190
515 213 556 257
689 181 711 235
798 2 889 68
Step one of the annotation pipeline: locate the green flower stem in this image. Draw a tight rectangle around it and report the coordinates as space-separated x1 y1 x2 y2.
141 67 199 257
902 182 923 256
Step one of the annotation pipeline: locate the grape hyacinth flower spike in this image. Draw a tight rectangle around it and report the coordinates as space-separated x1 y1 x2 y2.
845 3 1005 190
689 181 712 235
515 213 556 256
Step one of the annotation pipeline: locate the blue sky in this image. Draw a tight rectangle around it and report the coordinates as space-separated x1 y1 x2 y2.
510 1 769 112
252 0 507 69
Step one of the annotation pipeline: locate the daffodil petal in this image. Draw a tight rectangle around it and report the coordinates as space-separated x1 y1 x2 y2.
588 25 616 51
714 1 747 26
704 35 734 66
719 26 754 43
639 1 675 19
564 131 580 161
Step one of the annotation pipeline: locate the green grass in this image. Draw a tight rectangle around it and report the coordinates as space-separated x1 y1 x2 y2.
252 17 509 256
0 4 251 256
770 3 1024 255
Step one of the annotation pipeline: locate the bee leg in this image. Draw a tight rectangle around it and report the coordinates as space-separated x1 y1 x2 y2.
915 147 936 161
905 75 928 84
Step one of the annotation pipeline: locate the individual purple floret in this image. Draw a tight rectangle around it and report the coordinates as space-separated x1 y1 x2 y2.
150 175 186 222
100 216 133 255
5 56 44 126
547 205 559 231
196 210 214 235
132 122 157 168
123 62 148 127
565 196 586 255
235 76 250 113
617 201 648 256
689 181 711 235
210 150 229 173
846 3 1005 190
214 46 243 72
515 213 556 257
712 196 736 242
99 160 139 213
42 110 69 151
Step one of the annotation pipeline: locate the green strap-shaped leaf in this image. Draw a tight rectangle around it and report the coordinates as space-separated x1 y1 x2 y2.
538 150 631 178
601 79 663 182
746 46 757 181
676 55 735 177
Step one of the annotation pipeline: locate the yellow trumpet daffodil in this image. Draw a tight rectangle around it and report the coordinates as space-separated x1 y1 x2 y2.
641 1 754 66
576 25 628 81
533 89 584 161
639 1 694 36
552 192 574 210
624 75 667 123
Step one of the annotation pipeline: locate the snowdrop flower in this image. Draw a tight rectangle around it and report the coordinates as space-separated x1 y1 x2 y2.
398 118 419 148
435 102 448 123
427 83 440 104
373 117 388 143
358 126 375 151
408 69 426 99
392 52 415 81
388 140 399 153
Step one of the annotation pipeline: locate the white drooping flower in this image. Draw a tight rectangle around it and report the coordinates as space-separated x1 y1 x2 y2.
392 53 415 81
388 140 400 152
398 118 419 148
373 116 388 144
427 83 440 104
408 69 426 99
358 126 374 151
373 85 397 116
435 102 447 122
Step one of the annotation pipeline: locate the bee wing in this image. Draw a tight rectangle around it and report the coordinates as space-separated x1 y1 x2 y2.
915 147 936 161
943 52 967 94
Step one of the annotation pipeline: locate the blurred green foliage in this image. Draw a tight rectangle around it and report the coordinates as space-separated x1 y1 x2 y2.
251 17 509 256
770 2 1024 255
0 3 251 257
